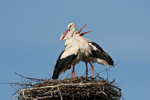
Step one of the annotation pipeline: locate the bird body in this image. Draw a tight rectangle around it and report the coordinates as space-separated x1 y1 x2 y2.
52 31 91 79
52 22 114 79
73 32 92 62
72 31 114 77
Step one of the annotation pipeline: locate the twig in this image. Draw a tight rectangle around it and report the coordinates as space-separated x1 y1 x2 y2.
95 66 113 78
14 72 45 81
57 87 63 100
115 60 120 65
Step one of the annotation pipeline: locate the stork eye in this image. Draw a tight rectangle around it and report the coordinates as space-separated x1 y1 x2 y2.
69 25 72 28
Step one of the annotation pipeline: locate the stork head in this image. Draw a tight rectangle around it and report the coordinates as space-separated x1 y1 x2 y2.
73 30 92 38
61 23 76 40
67 23 76 32
61 23 91 40
73 31 80 37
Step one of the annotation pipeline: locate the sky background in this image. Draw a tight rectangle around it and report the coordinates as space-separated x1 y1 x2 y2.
0 0 150 100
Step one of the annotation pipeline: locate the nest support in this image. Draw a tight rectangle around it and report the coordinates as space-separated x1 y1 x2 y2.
13 75 122 100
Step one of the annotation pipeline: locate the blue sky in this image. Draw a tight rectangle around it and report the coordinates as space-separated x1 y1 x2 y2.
0 0 150 100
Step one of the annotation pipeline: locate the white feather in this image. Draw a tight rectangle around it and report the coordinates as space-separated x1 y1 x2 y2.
60 44 79 59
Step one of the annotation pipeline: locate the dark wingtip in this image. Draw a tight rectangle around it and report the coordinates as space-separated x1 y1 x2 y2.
112 63 115 67
52 75 58 79
52 71 59 79
52 76 58 79
110 59 114 67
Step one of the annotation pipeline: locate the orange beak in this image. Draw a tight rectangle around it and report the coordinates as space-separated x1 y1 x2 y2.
61 29 69 40
80 30 92 36
78 23 88 33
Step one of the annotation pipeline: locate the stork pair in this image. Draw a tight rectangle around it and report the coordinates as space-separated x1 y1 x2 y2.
52 23 114 79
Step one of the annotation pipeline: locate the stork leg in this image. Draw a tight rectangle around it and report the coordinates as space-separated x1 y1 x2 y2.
85 62 88 77
72 65 75 78
71 65 73 78
89 61 94 78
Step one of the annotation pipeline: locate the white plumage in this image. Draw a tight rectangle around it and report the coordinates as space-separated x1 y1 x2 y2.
52 23 114 79
52 31 90 79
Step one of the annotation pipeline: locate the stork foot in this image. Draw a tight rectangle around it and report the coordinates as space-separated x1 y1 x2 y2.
91 66 94 78
72 71 75 78
86 63 88 78
71 65 73 78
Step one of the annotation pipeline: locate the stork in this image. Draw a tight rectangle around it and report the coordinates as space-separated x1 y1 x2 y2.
68 31 114 78
59 23 114 78
52 31 91 79
60 23 89 78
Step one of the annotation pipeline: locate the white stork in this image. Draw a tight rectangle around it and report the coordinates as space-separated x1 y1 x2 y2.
59 23 89 78
52 31 91 79
58 23 114 78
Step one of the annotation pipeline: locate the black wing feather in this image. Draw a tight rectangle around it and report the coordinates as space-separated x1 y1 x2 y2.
90 42 105 52
52 51 77 79
90 42 114 66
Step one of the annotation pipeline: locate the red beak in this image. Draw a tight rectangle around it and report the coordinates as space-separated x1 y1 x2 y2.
61 29 69 40
80 30 92 36
78 23 88 33
61 23 89 40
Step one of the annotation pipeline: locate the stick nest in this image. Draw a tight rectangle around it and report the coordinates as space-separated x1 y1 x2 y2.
12 74 122 100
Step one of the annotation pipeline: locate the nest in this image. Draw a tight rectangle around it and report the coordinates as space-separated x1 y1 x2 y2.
12 73 122 100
